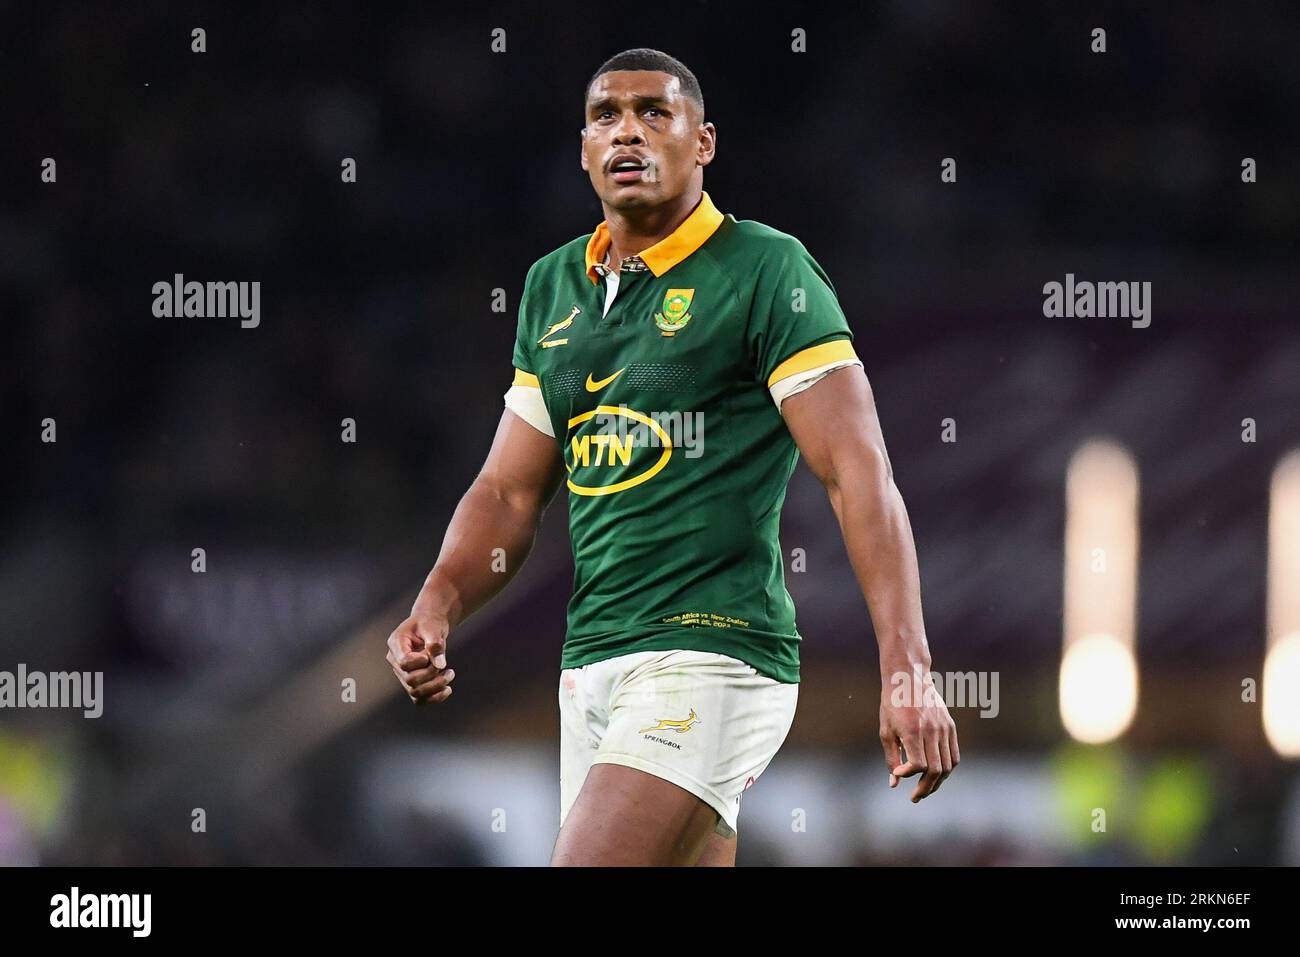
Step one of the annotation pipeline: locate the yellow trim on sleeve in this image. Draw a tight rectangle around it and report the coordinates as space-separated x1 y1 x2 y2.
512 368 540 388
766 339 858 388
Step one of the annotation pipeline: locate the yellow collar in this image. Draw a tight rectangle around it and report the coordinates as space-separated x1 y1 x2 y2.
584 191 724 285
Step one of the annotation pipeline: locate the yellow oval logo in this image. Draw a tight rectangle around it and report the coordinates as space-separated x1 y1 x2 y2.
565 405 673 496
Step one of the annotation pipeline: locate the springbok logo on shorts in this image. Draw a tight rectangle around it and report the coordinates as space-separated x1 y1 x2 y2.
639 708 701 734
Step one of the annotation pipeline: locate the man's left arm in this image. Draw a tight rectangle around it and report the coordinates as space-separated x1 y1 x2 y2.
782 364 960 802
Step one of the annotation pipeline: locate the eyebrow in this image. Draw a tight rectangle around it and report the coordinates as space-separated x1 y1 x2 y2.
587 94 673 116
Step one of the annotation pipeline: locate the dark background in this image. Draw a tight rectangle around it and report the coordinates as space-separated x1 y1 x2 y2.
2 1 1298 865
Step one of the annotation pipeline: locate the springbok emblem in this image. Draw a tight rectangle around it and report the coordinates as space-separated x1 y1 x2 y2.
639 708 701 734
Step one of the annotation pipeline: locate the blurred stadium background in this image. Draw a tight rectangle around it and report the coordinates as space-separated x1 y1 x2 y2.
3 2 1299 865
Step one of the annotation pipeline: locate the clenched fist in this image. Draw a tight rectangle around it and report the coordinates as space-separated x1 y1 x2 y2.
386 613 456 705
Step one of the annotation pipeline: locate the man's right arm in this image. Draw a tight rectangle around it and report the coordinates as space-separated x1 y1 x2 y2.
386 407 565 704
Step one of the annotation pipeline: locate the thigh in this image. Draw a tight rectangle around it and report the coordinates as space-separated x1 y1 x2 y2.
550 762 720 866
695 830 737 867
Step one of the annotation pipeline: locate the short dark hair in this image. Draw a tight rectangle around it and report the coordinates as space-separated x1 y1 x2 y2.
586 48 705 117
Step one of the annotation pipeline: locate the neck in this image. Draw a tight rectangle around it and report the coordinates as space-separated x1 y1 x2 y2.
603 187 702 265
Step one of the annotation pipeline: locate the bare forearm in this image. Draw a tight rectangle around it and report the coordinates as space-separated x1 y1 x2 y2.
412 477 546 627
826 458 932 680
783 370 958 800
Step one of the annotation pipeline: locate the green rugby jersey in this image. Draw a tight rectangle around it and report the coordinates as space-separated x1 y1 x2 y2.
510 192 857 683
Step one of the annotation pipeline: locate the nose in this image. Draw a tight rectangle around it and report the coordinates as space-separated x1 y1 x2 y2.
610 111 646 146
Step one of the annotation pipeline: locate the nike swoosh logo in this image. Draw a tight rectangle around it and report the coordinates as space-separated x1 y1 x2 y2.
585 368 626 392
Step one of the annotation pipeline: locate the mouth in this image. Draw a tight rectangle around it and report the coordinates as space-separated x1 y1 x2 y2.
608 155 649 183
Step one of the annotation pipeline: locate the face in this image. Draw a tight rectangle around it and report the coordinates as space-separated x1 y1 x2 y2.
581 70 716 212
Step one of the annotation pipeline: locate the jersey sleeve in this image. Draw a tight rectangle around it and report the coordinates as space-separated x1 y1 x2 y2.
503 261 556 437
511 260 542 376
747 236 859 404
768 355 863 412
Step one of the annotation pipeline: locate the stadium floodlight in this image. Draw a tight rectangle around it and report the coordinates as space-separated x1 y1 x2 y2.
1061 439 1140 744
1265 450 1300 758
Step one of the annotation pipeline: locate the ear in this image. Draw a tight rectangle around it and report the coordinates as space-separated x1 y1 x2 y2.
579 127 589 172
697 121 717 168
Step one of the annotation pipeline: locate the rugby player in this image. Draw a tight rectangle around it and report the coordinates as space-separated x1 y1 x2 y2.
386 48 959 866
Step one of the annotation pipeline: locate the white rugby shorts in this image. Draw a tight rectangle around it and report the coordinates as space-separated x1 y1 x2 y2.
558 648 798 839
